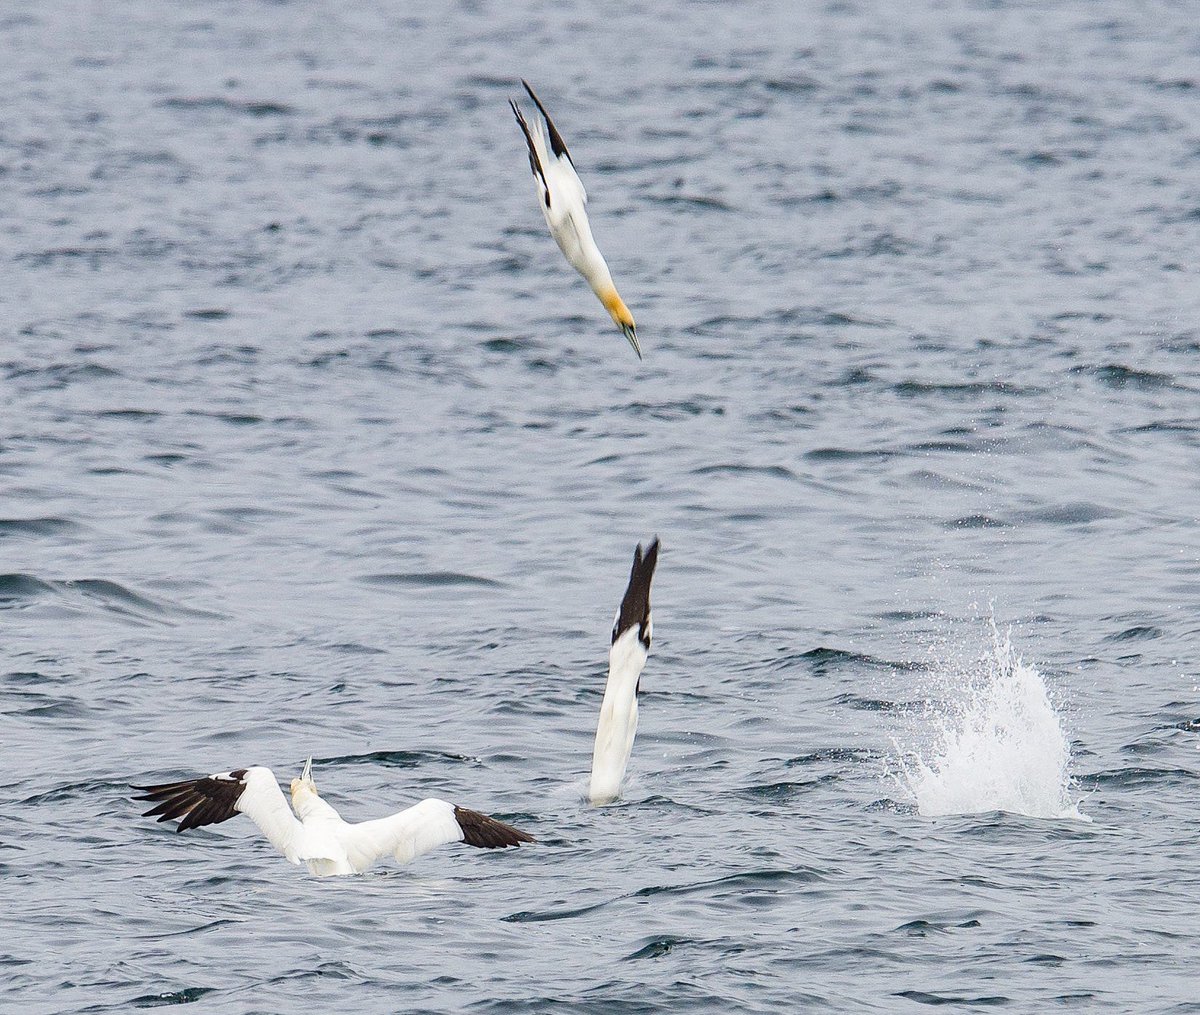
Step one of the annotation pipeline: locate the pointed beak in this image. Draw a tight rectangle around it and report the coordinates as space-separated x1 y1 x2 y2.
301 757 313 783
622 323 642 360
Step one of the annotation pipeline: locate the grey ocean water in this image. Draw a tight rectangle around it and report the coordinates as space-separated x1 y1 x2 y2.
3 1 1199 1011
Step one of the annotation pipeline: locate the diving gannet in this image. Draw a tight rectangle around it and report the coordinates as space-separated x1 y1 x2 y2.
589 538 659 804
510 80 641 359
135 758 533 877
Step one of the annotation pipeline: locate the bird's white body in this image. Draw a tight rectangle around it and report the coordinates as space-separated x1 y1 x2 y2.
589 624 650 804
526 125 614 294
588 538 659 805
273 774 465 876
511 82 640 358
137 763 532 877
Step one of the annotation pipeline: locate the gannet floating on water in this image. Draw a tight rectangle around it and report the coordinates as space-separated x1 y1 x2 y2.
589 537 659 804
134 758 533 877
510 80 641 359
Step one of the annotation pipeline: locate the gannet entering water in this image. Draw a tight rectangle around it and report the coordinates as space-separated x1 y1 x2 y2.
589 538 659 804
510 80 641 359
134 758 534 877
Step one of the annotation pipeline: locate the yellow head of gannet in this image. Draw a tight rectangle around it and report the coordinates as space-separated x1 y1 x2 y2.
289 757 316 803
511 80 642 361
598 285 640 359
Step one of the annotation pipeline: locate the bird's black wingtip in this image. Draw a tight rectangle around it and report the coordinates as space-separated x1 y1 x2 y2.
613 538 659 647
455 806 536 848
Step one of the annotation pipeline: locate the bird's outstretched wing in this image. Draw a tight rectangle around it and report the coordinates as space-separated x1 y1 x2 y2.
343 798 534 870
454 805 536 848
134 766 301 860
590 538 660 804
135 770 251 830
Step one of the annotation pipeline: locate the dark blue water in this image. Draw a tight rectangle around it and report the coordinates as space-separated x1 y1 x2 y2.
4 1 1199 1011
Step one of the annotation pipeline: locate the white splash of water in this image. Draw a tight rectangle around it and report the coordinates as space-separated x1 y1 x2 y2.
895 621 1089 821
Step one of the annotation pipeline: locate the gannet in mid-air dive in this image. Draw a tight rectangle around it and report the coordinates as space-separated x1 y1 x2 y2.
510 80 641 360
134 758 534 877
589 538 659 804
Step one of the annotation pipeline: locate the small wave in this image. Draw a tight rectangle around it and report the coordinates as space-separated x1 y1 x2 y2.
317 749 479 768
260 959 362 986
875 608 943 622
894 989 1009 1006
804 447 897 462
480 336 534 352
323 641 387 656
892 621 1087 821
160 95 295 116
683 307 819 335
626 399 726 420
5 361 120 384
135 919 243 941
1071 363 1176 390
647 193 734 212
786 746 879 767
1119 418 1199 436
632 867 825 901
738 777 835 801
505 868 824 924
1082 767 1197 788
360 571 504 589
0 572 219 622
0 517 81 540
762 74 820 94
503 900 609 924
1010 501 1117 526
893 916 982 936
1103 624 1163 642
0 573 55 602
906 439 978 454
22 777 124 806
893 380 1040 399
461 74 516 89
183 409 264 426
70 578 171 613
800 647 924 675
622 935 696 961
944 514 1010 529
11 696 92 720
94 408 162 420
834 692 926 714
129 986 216 1008
690 463 796 480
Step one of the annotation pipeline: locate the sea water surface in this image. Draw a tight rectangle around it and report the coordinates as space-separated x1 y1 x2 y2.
3 1 1199 1011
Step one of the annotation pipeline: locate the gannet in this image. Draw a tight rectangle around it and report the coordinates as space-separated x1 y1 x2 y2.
134 758 534 877
510 80 641 359
589 537 659 804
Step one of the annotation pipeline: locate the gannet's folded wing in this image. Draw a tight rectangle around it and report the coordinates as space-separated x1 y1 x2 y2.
345 798 534 869
510 99 550 210
522 80 571 163
522 79 587 206
134 766 301 860
613 537 658 660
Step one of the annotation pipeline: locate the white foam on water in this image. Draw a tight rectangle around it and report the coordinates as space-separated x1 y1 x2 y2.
893 620 1089 822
